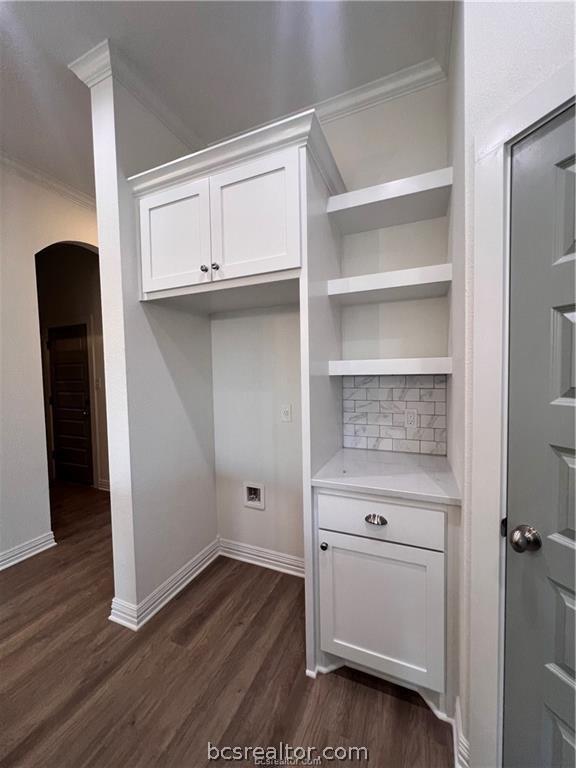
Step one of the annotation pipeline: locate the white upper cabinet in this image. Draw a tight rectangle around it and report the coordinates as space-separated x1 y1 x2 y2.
209 148 300 280
130 111 344 298
139 178 211 293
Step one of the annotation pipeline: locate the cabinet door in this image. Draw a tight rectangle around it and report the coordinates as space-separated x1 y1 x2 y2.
209 148 300 280
140 178 211 293
319 530 445 692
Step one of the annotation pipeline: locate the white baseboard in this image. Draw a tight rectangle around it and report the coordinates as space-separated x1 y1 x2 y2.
454 696 471 768
109 538 304 632
0 531 56 571
109 538 220 631
305 668 317 679
307 661 353 679
219 538 305 578
108 597 139 630
419 692 469 768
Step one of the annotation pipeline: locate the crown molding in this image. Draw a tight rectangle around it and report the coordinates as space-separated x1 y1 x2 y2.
207 57 446 150
129 109 345 197
0 153 96 210
316 58 446 124
68 40 112 89
68 40 204 152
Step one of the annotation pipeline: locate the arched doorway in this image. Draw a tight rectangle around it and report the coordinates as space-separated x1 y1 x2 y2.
35 242 108 491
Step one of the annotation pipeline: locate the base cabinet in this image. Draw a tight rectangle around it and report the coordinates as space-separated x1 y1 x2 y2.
318 528 445 692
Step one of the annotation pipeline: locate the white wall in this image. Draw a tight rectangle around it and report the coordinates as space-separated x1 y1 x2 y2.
460 3 574 765
323 80 449 190
36 243 109 489
446 3 467 758
211 307 303 558
88 70 218 608
447 5 466 496
302 150 344 671
0 165 97 555
341 217 448 276
465 2 574 137
115 82 190 178
342 297 449 360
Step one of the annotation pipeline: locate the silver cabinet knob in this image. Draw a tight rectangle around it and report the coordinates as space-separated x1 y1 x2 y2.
509 524 542 553
211 263 220 270
200 264 209 273
320 542 328 551
365 513 388 526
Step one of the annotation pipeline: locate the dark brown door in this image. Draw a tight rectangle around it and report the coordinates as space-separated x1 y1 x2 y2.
48 324 93 485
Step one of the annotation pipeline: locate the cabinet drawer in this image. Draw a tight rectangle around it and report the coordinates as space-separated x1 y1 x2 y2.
317 492 445 552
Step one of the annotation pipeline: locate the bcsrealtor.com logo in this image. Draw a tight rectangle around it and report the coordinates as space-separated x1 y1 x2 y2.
207 742 369 765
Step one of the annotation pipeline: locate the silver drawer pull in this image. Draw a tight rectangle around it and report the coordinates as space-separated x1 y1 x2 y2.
365 513 388 526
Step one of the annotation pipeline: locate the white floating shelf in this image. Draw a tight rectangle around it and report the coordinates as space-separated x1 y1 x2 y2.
327 167 453 235
327 263 452 305
329 357 453 376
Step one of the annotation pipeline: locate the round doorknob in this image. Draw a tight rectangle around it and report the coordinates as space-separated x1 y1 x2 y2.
320 542 328 551
211 262 220 270
200 264 209 272
509 525 542 553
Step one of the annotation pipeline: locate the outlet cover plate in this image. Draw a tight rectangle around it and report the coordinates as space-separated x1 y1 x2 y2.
405 409 418 428
280 404 292 423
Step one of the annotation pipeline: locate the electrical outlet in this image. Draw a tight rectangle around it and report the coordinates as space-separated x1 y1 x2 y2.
405 409 418 428
280 404 292 423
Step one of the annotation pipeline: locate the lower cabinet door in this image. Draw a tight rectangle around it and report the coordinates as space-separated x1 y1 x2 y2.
318 530 445 692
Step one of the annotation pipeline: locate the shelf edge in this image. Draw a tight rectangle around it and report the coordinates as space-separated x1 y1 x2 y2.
327 263 453 297
328 357 453 376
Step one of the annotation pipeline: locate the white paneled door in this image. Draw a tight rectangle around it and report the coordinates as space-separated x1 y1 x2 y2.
318 529 445 692
209 148 300 280
140 178 211 292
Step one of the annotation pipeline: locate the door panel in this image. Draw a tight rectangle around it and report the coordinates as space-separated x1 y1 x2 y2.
318 529 445 692
48 325 93 485
504 105 575 768
209 148 300 280
140 178 211 292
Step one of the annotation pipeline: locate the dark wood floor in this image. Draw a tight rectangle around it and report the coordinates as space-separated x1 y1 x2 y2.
0 483 453 768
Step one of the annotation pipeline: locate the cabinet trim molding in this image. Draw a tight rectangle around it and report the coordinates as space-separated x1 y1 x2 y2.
128 110 345 198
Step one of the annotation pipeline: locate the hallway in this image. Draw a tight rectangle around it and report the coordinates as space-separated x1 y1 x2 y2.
0 484 453 768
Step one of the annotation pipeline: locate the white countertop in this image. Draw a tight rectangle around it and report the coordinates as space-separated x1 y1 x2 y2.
312 449 461 506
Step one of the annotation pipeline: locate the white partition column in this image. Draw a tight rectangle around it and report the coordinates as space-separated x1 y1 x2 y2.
70 42 218 628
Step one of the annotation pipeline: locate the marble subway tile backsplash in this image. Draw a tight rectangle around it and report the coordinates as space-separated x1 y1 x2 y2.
342 375 447 455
